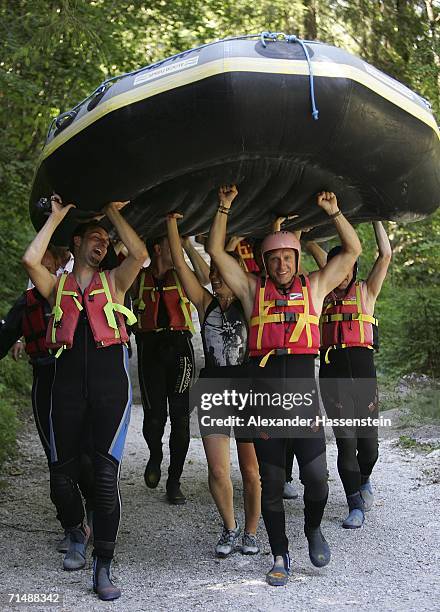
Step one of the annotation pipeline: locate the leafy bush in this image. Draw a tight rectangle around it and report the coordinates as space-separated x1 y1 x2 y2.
0 355 32 469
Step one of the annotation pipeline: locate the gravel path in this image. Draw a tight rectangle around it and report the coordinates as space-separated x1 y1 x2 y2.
0 393 439 612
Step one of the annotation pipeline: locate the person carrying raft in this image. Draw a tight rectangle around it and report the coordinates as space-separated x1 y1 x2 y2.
306 222 391 528
166 194 262 558
207 186 361 586
132 235 198 504
22 195 146 601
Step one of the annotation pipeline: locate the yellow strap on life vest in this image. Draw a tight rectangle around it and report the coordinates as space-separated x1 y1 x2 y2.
321 313 378 325
256 284 266 350
355 283 365 344
99 272 137 338
51 273 83 344
170 270 195 335
254 278 318 365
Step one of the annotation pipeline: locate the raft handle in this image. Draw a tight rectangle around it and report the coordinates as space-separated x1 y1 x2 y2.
54 111 78 135
87 83 112 112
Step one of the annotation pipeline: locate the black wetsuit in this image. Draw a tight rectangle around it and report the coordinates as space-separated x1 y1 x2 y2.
0 292 95 510
49 309 131 559
320 346 379 496
248 354 328 558
136 276 195 481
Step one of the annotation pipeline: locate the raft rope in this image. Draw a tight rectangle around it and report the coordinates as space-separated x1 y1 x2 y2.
261 32 319 120
47 31 322 138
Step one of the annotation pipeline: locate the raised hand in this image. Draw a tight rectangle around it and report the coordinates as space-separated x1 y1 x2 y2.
218 184 238 209
316 191 339 215
50 194 75 219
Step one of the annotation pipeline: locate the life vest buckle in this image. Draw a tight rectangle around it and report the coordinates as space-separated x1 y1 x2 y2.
275 299 288 307
284 312 299 323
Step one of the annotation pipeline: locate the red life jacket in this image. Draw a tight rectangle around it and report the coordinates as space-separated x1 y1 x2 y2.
320 281 378 355
22 289 50 358
46 271 136 354
134 268 194 333
236 239 260 273
249 275 320 366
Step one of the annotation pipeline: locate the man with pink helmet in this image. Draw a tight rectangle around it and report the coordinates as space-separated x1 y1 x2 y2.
207 185 361 586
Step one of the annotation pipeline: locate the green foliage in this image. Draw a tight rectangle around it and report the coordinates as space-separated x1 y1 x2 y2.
375 284 440 380
398 435 440 453
0 356 32 468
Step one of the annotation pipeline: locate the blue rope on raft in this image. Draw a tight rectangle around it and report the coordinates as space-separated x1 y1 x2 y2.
261 31 319 121
48 31 320 138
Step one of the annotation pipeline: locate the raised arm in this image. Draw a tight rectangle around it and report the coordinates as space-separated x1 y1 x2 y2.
305 241 328 269
225 235 243 252
309 192 362 309
22 196 75 300
206 185 256 316
167 215 211 316
106 202 148 296
365 221 392 302
181 236 211 287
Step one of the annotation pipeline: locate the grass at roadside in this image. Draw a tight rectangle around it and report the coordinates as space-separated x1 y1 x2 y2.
397 435 440 453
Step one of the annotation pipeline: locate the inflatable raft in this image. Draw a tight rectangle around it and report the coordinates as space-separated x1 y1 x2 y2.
29 32 440 242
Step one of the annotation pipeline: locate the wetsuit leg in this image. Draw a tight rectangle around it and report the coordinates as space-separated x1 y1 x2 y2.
320 348 379 495
32 363 55 464
355 375 379 483
165 332 194 480
294 434 328 528
253 436 288 556
49 359 87 530
136 333 168 464
285 439 295 482
249 354 327 555
88 343 132 559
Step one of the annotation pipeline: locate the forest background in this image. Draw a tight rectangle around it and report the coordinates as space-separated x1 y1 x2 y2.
0 0 439 467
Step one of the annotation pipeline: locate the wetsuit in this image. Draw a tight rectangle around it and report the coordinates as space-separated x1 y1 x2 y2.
49 307 131 560
0 292 94 506
249 354 328 557
319 347 379 496
136 275 194 481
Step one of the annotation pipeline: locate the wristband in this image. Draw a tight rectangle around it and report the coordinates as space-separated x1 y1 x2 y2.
329 210 342 219
218 206 230 215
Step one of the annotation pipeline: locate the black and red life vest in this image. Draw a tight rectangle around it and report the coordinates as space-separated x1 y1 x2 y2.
134 268 194 333
321 281 378 354
22 289 50 359
46 271 135 354
235 239 260 274
249 275 320 366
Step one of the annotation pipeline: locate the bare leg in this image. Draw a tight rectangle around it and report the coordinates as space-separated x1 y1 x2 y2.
202 436 235 530
237 441 261 534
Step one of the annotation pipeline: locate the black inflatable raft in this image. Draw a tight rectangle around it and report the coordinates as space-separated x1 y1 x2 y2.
29 32 440 242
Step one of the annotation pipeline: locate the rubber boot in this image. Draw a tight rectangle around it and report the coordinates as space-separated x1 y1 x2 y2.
63 524 90 571
144 458 161 489
166 477 186 505
92 557 121 601
266 552 291 586
304 526 331 567
342 492 365 529
360 479 374 511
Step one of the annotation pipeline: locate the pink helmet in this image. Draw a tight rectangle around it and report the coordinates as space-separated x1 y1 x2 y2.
261 231 301 273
